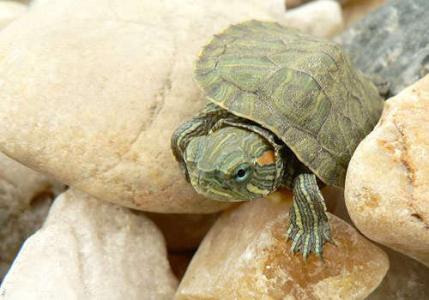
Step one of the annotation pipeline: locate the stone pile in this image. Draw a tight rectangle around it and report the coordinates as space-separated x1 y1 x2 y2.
0 0 428 299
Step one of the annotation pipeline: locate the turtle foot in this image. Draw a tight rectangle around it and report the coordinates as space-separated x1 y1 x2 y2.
287 219 332 260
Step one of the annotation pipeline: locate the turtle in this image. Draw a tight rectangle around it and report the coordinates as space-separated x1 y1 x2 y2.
171 20 384 259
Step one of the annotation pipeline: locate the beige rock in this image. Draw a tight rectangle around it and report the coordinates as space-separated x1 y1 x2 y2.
0 189 178 299
0 1 27 30
342 0 386 28
284 0 344 37
176 195 389 300
0 152 64 280
0 0 288 213
345 75 429 266
146 212 219 252
318 187 429 299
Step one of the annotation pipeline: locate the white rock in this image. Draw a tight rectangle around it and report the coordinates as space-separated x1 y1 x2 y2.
345 75 429 266
0 0 287 213
0 189 178 299
284 0 344 37
0 1 27 30
0 152 64 279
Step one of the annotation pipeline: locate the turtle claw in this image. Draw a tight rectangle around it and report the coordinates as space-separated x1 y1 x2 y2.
287 220 331 260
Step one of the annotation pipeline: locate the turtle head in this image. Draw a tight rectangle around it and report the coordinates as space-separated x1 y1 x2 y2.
184 126 282 202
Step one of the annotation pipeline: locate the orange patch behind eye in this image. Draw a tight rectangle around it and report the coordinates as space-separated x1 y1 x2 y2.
256 150 275 166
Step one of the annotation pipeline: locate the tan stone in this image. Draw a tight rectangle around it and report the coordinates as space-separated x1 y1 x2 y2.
0 189 178 299
146 212 219 252
0 0 288 213
176 194 389 300
284 0 344 37
345 75 429 266
0 152 64 279
0 1 27 30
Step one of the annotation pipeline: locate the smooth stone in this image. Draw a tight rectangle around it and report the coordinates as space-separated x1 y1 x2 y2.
0 189 178 299
340 0 429 95
0 152 64 280
146 213 219 252
175 194 389 300
0 0 288 213
284 0 344 37
345 75 429 266
0 1 27 30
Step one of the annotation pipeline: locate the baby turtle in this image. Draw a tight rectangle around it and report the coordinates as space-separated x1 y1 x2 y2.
171 20 384 258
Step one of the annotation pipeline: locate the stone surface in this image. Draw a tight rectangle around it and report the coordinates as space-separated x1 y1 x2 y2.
320 185 429 299
284 0 343 37
0 0 288 213
369 248 429 299
345 75 429 266
176 194 389 300
0 152 64 281
146 212 219 252
0 1 27 30
340 0 429 95
0 189 178 299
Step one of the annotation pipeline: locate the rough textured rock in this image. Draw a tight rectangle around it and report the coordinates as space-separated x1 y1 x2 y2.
0 1 27 30
0 189 178 299
0 0 290 213
284 0 343 37
0 153 64 280
345 75 429 266
176 195 389 300
340 0 429 95
146 213 218 252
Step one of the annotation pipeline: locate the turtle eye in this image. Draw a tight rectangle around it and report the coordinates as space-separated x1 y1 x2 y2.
234 164 251 183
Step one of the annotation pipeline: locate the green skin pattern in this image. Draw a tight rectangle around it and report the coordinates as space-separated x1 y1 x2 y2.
171 20 384 259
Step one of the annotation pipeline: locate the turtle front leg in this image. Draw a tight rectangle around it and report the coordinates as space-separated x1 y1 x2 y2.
287 173 332 259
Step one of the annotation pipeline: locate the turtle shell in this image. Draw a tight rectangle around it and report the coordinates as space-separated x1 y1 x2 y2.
195 20 384 187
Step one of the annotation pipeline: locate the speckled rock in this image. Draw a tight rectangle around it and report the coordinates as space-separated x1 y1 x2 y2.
340 0 429 95
0 189 178 299
146 213 219 252
0 0 289 213
0 153 64 280
345 75 429 266
176 195 389 300
284 0 343 37
0 1 27 30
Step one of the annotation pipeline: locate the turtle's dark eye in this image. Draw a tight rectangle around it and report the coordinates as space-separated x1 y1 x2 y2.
234 164 251 183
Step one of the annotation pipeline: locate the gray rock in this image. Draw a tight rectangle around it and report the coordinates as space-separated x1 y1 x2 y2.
339 0 429 95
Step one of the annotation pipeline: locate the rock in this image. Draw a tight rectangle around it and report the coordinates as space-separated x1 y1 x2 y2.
0 152 64 281
0 189 178 299
342 0 386 28
175 195 389 300
369 248 429 299
345 75 429 266
0 0 289 213
284 0 344 37
146 213 218 252
340 0 429 95
0 1 27 30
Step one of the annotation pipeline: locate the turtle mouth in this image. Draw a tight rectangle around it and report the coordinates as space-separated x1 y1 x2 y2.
190 173 245 202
